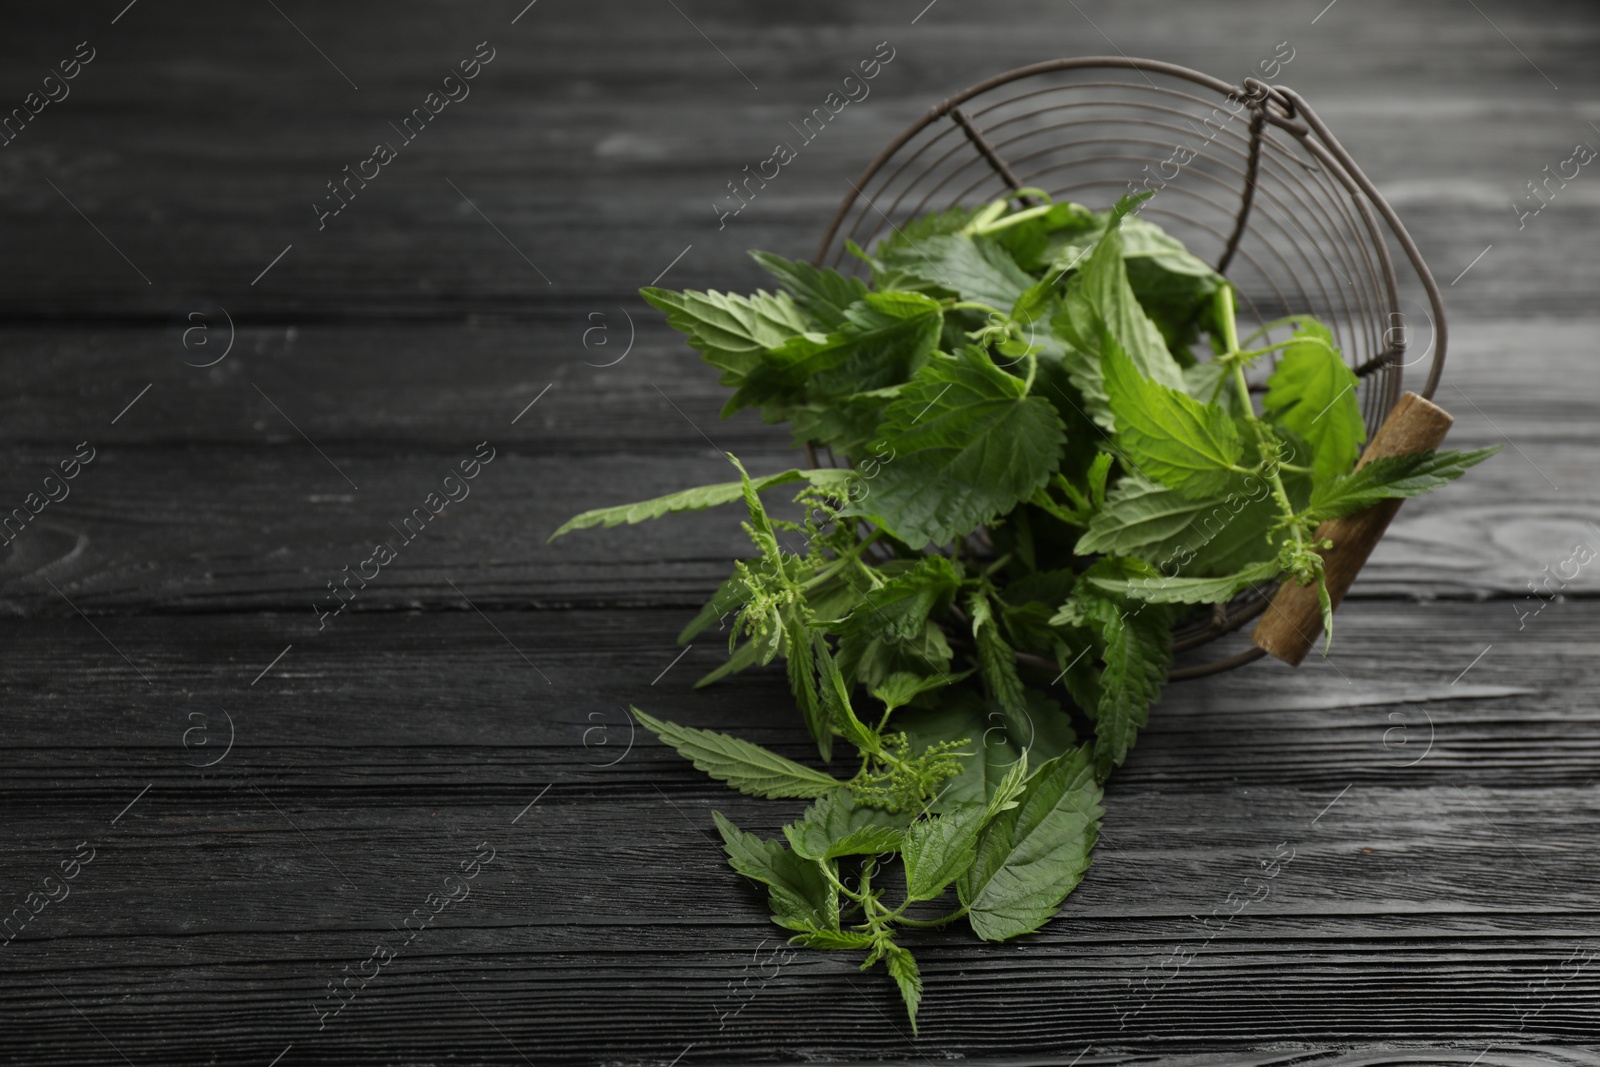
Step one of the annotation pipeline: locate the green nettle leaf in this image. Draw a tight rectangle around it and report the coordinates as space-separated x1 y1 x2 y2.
749 250 871 329
641 286 809 387
677 569 751 643
797 293 943 404
881 938 924 1034
1055 638 1102 736
783 790 912 860
1304 446 1501 521
729 291 943 414
1000 568 1081 622
983 751 1032 816
836 556 962 645
959 744 1103 941
1077 471 1282 578
1070 213 1185 389
1123 257 1222 356
1049 295 1113 428
1181 359 1244 415
1009 274 1056 332
992 200 1099 272
901 806 985 902
869 670 964 714
1262 321 1365 483
1057 573 1175 779
693 634 765 688
1051 199 1188 427
1084 450 1114 506
877 233 1036 310
1057 211 1227 355
814 633 879 754
836 620 954 693
786 617 831 761
997 599 1075 664
805 573 870 629
1086 558 1281 605
632 707 842 799
900 756 1028 901
792 929 875 950
730 456 786 568
872 204 980 252
968 590 1029 720
790 390 899 455
849 348 1066 548
1078 473 1214 557
1118 214 1225 277
1048 305 1114 431
1102 343 1244 498
1316 563 1334 644
898 689 1073 813
711 811 839 933
1093 601 1173 778
1041 208 1224 341
549 466 853 540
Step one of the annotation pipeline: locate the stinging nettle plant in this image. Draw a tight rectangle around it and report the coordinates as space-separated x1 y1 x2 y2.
551 191 1496 1029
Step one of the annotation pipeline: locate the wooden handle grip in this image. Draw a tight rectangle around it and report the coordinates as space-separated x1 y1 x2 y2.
1251 391 1454 666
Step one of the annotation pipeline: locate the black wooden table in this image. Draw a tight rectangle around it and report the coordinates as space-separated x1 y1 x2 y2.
3 2 1598 1064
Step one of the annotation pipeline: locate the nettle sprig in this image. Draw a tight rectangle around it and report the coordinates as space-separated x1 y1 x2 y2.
551 191 1497 1028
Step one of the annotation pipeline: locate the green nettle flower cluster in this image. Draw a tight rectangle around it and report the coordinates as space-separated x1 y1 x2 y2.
552 191 1496 1028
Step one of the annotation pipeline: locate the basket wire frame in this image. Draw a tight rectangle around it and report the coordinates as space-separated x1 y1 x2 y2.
807 57 1448 680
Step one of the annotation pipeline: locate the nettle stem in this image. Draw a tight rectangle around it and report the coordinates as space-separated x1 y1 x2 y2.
882 898 969 927
893 908 969 928
943 300 1040 391
1217 286 1302 548
1238 312 1324 347
946 299 1009 318
968 202 1055 235
800 530 882 592
819 860 868 905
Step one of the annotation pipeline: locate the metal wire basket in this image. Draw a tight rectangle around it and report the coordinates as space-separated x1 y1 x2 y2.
808 56 1448 680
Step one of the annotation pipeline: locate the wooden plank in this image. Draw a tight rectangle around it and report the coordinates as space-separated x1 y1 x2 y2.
4 934 1595 1065
0 434 1540 614
0 314 1591 614
0 316 1587 448
0 1 1590 317
0 431 1578 615
0 602 1584 792
0 601 1597 1063
2 1 1593 1063
0 145 1591 321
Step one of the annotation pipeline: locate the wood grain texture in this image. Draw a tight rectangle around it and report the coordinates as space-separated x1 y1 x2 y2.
0 316 1592 615
1 601 1598 1065
0 0 1595 1063
0 1 1590 318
